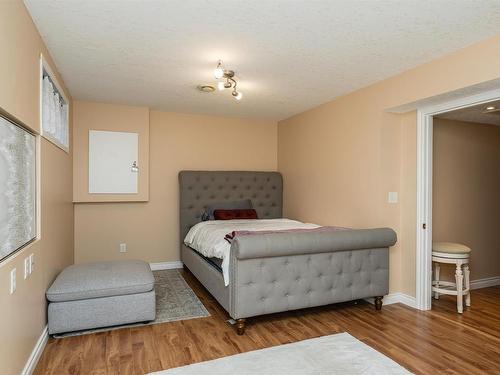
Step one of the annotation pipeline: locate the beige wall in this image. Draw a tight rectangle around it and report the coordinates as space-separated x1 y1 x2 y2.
433 118 500 281
278 34 500 296
73 101 150 202
74 110 277 264
0 2 73 375
398 112 417 296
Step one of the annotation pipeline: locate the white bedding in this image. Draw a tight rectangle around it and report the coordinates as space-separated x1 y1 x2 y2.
184 219 320 286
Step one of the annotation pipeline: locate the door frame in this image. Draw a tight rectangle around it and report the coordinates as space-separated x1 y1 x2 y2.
415 88 500 310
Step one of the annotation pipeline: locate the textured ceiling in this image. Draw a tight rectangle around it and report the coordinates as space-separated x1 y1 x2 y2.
24 0 500 120
436 99 500 126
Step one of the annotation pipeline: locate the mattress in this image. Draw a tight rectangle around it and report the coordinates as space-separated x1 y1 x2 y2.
188 246 223 273
184 219 321 285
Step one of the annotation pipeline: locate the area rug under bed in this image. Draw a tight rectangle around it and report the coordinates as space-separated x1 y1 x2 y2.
149 332 411 375
54 269 209 338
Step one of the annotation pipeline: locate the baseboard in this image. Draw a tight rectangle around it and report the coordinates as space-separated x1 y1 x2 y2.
365 292 417 309
149 261 184 271
384 292 417 308
21 325 48 375
372 277 500 311
470 276 500 290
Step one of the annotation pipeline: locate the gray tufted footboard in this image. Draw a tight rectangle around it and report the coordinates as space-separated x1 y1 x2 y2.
228 228 396 321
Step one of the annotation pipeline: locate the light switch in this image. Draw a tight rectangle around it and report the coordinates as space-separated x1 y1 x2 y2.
24 257 30 279
29 254 35 273
10 268 16 294
119 243 127 253
388 192 398 204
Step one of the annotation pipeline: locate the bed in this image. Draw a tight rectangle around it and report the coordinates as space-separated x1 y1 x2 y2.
179 171 397 334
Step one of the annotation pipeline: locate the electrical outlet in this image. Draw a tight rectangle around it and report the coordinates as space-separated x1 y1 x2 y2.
24 257 30 279
388 192 398 204
29 254 34 273
10 268 16 294
119 243 127 253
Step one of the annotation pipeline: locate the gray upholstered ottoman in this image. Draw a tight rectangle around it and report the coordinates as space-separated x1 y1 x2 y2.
46 260 156 334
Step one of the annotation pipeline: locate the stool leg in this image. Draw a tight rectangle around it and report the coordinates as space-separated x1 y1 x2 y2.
464 265 471 307
434 263 440 300
455 264 464 314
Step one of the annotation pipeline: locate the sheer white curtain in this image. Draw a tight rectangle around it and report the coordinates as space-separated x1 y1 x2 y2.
42 75 68 149
0 117 36 260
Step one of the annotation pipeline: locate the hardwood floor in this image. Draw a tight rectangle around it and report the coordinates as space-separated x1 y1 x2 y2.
35 270 500 374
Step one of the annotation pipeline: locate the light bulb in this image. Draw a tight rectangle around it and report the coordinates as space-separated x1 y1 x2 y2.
214 64 224 79
232 91 243 100
485 106 496 111
217 81 226 91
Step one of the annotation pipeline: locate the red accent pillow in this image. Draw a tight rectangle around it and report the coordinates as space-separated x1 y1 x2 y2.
213 209 259 220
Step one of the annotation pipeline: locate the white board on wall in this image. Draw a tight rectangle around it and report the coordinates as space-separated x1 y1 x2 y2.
88 130 138 194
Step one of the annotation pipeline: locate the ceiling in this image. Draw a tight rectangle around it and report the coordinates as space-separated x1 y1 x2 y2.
436 100 500 126
24 1 500 121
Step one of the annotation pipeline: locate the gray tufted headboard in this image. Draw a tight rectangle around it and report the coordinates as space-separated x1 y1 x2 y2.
179 171 283 244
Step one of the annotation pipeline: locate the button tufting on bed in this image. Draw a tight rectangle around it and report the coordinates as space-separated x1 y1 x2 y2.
229 247 389 318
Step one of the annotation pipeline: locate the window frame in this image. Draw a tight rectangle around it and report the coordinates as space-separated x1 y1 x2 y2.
0 112 38 264
39 54 70 153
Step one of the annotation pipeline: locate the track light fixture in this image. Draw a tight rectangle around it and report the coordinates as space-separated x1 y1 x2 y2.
212 60 243 101
198 60 244 100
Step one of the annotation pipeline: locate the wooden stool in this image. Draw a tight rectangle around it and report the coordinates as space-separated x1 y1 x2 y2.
432 242 471 313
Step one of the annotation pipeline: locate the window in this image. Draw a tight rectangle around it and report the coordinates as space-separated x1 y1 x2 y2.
0 115 36 262
40 55 69 152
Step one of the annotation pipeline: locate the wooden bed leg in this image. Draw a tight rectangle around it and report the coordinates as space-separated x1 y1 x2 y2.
374 296 383 311
236 319 246 335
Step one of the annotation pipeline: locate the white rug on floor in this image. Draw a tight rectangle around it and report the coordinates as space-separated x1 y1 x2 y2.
149 332 411 375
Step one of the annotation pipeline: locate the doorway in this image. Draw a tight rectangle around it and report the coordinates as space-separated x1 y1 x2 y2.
416 89 500 310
